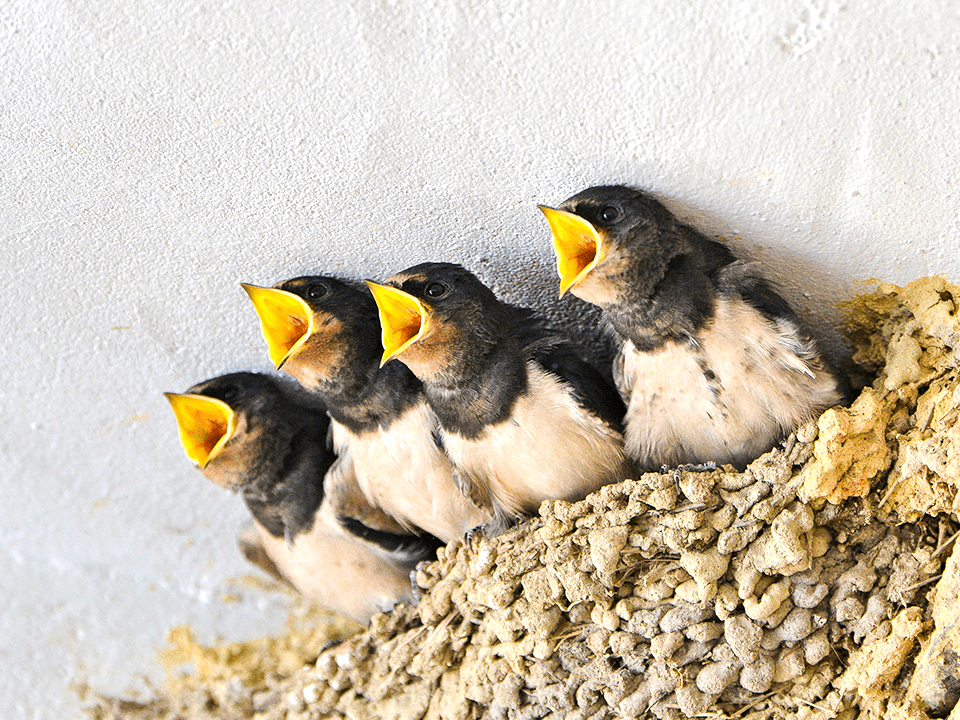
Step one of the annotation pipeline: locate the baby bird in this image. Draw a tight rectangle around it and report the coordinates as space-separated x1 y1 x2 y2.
243 277 491 543
366 262 629 532
165 372 438 623
540 185 843 470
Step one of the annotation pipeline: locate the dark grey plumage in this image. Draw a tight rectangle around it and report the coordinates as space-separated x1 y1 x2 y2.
377 262 630 529
546 185 844 470
185 372 330 541
266 277 491 543
171 371 438 621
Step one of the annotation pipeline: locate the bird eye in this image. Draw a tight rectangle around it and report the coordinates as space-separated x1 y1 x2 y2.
220 385 239 402
306 283 328 299
424 282 448 298
598 205 621 223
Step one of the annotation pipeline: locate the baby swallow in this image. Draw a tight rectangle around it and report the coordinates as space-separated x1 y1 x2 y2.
367 262 629 532
243 277 491 543
540 185 843 470
165 372 439 623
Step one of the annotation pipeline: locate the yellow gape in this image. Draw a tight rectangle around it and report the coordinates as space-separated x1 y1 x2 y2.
538 205 607 297
365 281 432 366
164 393 237 468
242 284 315 369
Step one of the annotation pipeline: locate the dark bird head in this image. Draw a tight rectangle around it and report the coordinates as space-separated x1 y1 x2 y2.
539 185 692 308
366 262 507 384
540 185 739 343
164 372 325 491
242 276 381 392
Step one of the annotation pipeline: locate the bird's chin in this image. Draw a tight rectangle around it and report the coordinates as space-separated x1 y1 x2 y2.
383 345 437 383
564 279 602 308
565 282 589 303
280 358 324 392
565 273 621 311
199 460 245 491
279 335 349 391
385 352 426 380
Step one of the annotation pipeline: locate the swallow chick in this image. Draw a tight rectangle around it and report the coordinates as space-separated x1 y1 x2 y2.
242 277 491 543
366 262 629 533
540 185 844 470
165 371 439 623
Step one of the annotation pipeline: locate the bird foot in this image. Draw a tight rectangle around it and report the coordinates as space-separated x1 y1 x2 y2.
464 523 487 550
409 559 433 603
679 461 719 473
465 514 520 549
670 461 719 482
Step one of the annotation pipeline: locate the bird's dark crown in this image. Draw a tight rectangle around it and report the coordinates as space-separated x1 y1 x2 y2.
558 185 677 242
189 371 291 417
277 275 378 321
387 262 504 324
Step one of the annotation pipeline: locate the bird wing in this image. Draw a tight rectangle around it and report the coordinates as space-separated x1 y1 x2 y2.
235 521 289 584
336 515 443 563
715 260 803 327
509 303 626 432
715 260 845 386
531 341 627 433
325 454 442 562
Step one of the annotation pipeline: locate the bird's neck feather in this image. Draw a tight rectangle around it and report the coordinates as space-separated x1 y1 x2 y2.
421 341 528 438
603 248 719 351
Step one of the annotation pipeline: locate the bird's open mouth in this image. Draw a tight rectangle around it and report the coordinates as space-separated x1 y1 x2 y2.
365 281 431 366
538 206 606 297
242 284 315 369
164 393 237 468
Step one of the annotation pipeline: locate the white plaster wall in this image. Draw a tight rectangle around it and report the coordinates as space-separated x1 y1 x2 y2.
2 0 958 717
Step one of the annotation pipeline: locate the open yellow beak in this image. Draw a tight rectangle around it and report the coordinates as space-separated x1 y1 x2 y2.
241 284 315 369
364 281 431 367
538 206 606 297
164 393 237 468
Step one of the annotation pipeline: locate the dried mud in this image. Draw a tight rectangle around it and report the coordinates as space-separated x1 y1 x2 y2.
87 277 960 720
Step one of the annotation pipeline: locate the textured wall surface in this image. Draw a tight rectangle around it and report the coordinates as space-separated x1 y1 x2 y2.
1 1 958 718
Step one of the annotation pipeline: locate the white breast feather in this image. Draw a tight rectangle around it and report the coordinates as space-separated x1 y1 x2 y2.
255 498 415 621
442 362 628 518
331 400 489 542
621 296 842 468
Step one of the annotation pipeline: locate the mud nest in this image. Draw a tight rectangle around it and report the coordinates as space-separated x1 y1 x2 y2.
88 277 960 720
